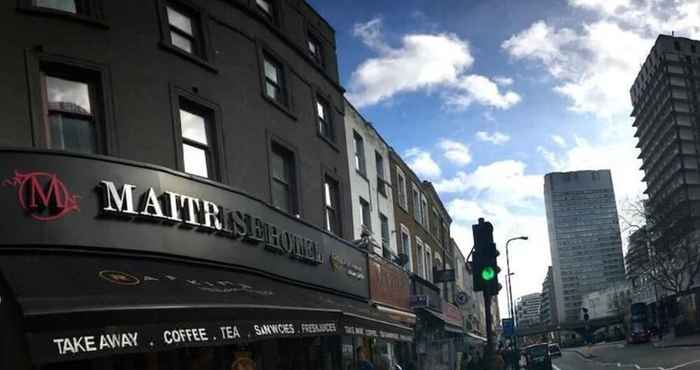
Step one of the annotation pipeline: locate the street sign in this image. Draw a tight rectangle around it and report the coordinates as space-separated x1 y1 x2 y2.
455 291 468 306
502 318 515 337
434 269 455 283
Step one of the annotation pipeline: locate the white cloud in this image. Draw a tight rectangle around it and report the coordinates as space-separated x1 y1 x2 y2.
404 147 442 179
503 1 700 119
434 160 542 205
551 135 567 148
438 139 472 166
348 18 521 110
493 76 514 86
446 75 522 110
476 131 511 145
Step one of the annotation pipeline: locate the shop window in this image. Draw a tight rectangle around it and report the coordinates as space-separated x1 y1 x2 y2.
178 104 214 178
353 131 366 176
270 143 298 214
324 175 340 235
316 95 333 141
262 53 288 106
308 32 324 65
360 197 371 232
42 72 101 154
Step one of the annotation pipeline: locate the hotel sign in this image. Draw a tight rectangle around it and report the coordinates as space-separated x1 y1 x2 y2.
0 150 368 298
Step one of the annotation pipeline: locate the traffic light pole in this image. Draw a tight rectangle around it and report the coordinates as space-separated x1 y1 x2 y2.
484 291 495 369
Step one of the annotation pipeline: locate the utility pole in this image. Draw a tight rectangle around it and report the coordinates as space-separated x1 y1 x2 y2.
484 290 495 365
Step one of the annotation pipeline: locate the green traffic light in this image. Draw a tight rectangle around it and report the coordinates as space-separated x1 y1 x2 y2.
481 266 495 281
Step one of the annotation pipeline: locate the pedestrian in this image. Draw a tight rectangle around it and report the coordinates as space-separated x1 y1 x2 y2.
355 346 375 370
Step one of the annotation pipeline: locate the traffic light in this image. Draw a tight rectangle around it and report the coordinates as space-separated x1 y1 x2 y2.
472 218 502 295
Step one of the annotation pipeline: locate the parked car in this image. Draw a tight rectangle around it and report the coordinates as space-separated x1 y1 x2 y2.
524 343 552 370
627 329 650 344
548 343 562 358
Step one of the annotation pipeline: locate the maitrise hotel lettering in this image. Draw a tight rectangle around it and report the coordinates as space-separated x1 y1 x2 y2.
98 181 323 265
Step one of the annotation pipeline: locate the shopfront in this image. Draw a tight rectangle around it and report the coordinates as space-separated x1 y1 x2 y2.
367 254 416 370
0 149 412 370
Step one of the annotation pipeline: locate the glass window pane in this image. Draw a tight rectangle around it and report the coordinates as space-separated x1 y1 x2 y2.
167 6 193 36
183 143 209 178
179 109 208 145
272 180 289 212
256 0 271 14
264 59 279 84
49 114 96 153
46 76 91 114
171 31 193 53
265 82 278 101
317 101 325 120
308 40 317 55
324 181 333 207
271 151 287 182
35 0 76 13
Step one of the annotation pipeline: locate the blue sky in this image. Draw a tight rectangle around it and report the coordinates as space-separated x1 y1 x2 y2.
308 0 700 314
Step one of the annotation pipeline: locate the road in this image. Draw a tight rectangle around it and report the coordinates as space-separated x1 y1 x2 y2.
550 342 700 370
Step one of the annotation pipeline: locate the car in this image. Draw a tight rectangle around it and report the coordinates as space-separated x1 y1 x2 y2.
548 343 562 358
524 343 552 370
627 329 650 344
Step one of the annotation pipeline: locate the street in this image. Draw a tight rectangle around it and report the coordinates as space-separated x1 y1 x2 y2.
551 342 700 370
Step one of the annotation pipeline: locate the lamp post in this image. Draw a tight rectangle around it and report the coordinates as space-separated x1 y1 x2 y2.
506 236 528 324
505 236 527 370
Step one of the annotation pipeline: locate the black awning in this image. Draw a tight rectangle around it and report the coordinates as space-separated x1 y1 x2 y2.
341 313 414 342
0 252 377 364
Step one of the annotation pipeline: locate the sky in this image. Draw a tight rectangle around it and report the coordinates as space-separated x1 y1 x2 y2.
307 0 700 316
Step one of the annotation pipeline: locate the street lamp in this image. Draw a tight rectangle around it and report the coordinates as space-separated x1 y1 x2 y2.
505 236 527 370
505 236 528 325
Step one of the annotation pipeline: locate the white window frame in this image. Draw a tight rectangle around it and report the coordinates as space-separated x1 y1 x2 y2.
425 244 432 282
421 194 429 229
412 184 421 223
396 167 408 210
416 236 425 278
399 224 413 273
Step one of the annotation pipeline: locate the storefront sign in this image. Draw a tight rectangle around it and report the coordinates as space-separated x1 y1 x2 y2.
409 295 428 308
443 301 464 329
368 255 410 310
0 150 368 298
433 269 455 283
28 320 338 364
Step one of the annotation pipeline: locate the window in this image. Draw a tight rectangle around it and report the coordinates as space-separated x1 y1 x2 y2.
263 54 286 105
43 74 99 154
425 246 433 282
421 194 429 228
307 33 323 65
35 0 78 13
256 0 275 21
178 105 214 178
412 185 421 223
360 197 371 232
270 143 297 214
316 96 333 141
396 168 408 210
167 5 201 55
416 237 424 278
380 213 390 252
323 175 340 235
375 151 387 196
353 131 366 175
432 208 440 237
399 225 412 272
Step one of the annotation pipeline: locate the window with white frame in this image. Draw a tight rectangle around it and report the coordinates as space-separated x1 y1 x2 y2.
412 185 421 223
421 194 429 229
416 237 424 278
425 244 432 282
399 224 412 272
396 167 408 210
